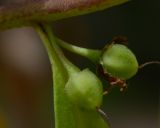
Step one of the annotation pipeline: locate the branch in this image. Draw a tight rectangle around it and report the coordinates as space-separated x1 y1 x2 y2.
0 0 129 30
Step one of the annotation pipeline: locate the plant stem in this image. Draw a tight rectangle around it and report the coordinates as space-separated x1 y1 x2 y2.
34 23 110 128
34 24 76 128
57 38 102 63
42 24 80 75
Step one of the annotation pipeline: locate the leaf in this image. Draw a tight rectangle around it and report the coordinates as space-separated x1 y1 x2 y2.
0 0 129 29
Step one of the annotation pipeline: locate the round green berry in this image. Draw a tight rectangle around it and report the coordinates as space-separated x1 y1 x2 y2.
101 44 138 79
65 69 103 110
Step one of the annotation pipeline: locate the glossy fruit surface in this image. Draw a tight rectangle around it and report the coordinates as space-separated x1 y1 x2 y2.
101 44 138 79
65 69 103 110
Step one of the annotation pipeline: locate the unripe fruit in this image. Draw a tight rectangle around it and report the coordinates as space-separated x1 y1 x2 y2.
101 44 138 79
65 69 103 110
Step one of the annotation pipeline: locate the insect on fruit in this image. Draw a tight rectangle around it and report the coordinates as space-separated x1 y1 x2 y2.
99 36 160 94
97 64 128 94
100 41 138 94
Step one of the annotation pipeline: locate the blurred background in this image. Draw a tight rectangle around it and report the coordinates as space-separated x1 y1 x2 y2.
0 0 159 128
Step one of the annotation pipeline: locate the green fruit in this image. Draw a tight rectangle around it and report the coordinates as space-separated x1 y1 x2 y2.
65 69 103 110
101 44 138 79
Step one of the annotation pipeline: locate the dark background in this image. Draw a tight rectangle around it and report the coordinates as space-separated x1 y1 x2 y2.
0 0 159 128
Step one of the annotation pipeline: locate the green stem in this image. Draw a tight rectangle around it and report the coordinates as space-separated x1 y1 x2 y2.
34 24 64 71
42 24 80 75
34 23 110 128
34 24 76 128
57 38 102 63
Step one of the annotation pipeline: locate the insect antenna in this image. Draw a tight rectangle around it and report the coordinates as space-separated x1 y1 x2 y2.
139 61 160 69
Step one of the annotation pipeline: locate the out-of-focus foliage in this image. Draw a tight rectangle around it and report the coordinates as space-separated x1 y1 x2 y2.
0 0 128 29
